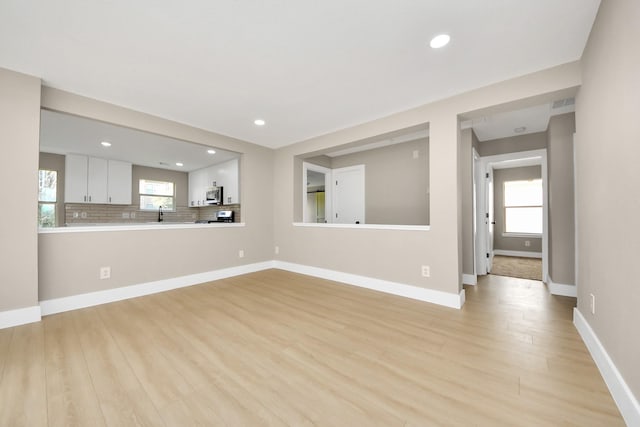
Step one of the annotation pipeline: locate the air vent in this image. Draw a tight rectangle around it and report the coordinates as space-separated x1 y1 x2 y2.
552 98 575 109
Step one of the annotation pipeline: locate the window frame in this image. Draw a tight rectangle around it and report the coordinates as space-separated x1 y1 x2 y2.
138 179 176 211
38 169 57 228
503 179 543 237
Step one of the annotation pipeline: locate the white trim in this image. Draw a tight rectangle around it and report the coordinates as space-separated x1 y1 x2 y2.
39 222 245 233
547 277 576 297
501 232 542 238
493 249 542 258
40 261 274 316
463 274 477 286
273 261 465 309
0 305 42 329
574 308 640 426
293 222 430 231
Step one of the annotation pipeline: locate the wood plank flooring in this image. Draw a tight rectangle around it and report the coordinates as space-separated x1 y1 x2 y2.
0 270 624 426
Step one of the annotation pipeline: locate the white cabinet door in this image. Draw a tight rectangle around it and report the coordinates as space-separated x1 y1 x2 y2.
65 154 89 203
87 157 108 203
211 158 239 204
107 160 132 204
188 168 207 207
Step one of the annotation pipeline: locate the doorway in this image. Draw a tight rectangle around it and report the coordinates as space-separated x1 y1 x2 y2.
475 149 548 282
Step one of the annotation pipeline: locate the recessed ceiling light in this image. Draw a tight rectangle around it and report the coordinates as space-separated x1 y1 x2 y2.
175 162 184 167
207 149 216 154
254 119 266 126
100 141 111 147
430 34 450 49
514 126 527 133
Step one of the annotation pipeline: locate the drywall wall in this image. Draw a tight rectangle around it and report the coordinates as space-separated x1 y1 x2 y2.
547 113 575 285
460 129 474 275
330 138 429 225
477 131 547 157
38 152 66 227
38 87 274 300
576 0 640 401
274 62 581 297
0 68 41 312
492 166 543 253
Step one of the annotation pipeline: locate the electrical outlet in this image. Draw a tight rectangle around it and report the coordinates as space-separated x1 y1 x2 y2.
239 250 245 258
130 212 136 218
275 246 279 255
100 267 111 280
81 212 87 218
122 212 130 219
413 150 419 159
73 212 79 218
590 293 595 314
524 240 531 247
421 265 430 277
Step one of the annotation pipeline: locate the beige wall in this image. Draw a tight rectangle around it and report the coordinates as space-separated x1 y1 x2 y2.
460 129 474 275
274 62 581 295
330 138 429 225
39 152 66 227
0 68 41 312
547 113 575 285
38 88 274 300
477 131 547 157
576 0 640 399
492 166 543 253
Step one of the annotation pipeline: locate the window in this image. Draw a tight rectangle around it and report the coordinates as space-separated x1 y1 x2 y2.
38 169 57 227
139 179 175 210
504 179 542 235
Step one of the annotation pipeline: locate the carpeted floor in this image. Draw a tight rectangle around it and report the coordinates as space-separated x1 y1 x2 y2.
490 255 542 281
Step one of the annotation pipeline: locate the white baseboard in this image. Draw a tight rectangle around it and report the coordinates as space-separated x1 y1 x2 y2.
547 277 577 297
40 261 275 316
493 249 542 258
0 305 42 329
273 261 465 309
463 274 477 286
574 308 640 426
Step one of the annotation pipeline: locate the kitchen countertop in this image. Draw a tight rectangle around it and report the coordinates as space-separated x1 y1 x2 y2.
39 222 245 233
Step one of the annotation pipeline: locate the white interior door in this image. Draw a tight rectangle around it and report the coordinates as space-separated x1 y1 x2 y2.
486 166 494 273
333 165 365 224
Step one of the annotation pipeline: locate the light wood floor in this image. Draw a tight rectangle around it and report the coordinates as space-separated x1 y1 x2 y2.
0 270 623 426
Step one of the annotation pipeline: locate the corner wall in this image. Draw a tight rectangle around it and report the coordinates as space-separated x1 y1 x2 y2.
38 88 275 301
0 68 41 320
274 62 581 300
575 0 640 408
547 113 576 286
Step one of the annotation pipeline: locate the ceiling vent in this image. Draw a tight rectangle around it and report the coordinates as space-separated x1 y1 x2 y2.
552 98 575 109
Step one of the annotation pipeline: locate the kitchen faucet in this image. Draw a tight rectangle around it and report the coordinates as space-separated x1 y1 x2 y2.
158 205 163 222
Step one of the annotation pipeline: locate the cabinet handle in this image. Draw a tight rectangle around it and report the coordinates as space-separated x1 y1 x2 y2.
84 195 87 202
109 196 112 203
89 195 92 202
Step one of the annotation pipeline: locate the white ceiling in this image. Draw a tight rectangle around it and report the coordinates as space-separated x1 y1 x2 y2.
466 98 576 141
40 110 239 172
0 1 599 149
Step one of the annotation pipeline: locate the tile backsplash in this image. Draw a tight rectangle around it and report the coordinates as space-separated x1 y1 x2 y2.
65 204 241 225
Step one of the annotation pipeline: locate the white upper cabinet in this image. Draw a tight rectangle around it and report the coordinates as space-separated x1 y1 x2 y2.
65 154 132 204
107 159 132 204
188 158 240 207
210 158 239 204
188 168 207 207
87 157 108 203
65 154 90 203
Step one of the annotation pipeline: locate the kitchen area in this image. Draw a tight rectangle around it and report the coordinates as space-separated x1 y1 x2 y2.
38 109 242 230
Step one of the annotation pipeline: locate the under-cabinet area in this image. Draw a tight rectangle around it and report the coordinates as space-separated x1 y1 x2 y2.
38 109 241 227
